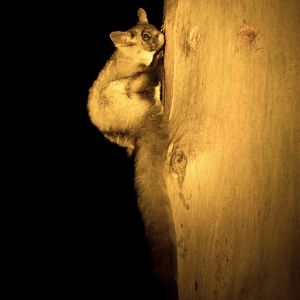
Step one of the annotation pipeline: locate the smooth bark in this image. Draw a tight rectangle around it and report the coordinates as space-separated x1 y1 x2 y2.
163 0 300 299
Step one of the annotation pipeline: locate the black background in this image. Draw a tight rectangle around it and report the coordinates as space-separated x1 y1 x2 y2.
2 1 164 299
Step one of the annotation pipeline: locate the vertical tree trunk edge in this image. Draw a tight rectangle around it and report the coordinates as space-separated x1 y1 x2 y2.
163 0 300 299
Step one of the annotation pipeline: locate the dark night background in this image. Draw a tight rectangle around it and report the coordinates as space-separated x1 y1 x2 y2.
2 1 164 299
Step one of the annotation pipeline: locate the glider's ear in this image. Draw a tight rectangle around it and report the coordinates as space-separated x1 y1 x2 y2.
137 8 148 24
109 31 133 47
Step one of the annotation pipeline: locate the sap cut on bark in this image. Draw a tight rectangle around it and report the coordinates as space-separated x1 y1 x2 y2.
162 0 300 299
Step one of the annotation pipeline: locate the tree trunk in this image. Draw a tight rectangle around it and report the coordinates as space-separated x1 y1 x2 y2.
162 0 300 299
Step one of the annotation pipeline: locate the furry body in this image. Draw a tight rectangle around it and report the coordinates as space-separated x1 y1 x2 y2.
87 9 178 299
88 9 164 154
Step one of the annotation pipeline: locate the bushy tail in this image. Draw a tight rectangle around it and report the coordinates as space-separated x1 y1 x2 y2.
134 115 178 300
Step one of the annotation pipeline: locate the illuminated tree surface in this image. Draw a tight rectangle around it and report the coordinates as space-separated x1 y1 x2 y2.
161 0 300 299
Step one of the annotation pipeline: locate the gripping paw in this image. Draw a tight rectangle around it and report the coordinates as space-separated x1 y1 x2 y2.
151 50 164 68
149 50 164 82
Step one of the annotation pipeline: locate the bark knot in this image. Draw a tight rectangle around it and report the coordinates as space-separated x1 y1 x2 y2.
169 147 187 188
187 26 201 51
238 20 258 46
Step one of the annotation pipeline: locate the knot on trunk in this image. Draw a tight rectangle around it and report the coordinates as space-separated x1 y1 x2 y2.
169 146 187 188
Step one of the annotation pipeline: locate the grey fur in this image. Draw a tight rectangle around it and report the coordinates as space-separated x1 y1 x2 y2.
87 8 178 299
